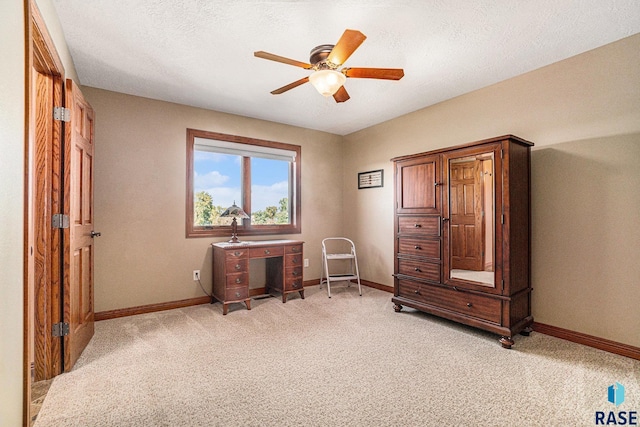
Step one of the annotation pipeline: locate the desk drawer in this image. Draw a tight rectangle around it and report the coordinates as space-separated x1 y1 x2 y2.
226 272 248 287
286 253 303 267
225 248 248 259
397 280 501 324
225 286 248 301
225 258 248 273
285 266 303 279
285 244 303 254
285 277 304 291
249 246 284 258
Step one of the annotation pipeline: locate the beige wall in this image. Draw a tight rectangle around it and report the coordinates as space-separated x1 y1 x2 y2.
3 13 637 426
1 1 25 425
343 33 640 347
82 88 344 312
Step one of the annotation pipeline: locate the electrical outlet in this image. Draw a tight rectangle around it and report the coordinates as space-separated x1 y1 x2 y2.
193 270 200 281
304 258 309 267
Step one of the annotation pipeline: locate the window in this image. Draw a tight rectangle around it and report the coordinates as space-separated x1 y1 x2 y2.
186 129 301 238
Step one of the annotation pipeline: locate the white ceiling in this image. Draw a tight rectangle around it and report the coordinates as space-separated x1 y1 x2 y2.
52 0 640 136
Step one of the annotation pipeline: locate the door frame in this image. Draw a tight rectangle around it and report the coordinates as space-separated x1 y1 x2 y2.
25 0 66 424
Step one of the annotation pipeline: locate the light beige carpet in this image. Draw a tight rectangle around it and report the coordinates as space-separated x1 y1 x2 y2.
34 286 639 426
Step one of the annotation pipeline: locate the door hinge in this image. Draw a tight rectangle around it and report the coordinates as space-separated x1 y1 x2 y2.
52 322 70 337
52 213 70 229
53 106 71 122
500 149 504 159
501 214 504 224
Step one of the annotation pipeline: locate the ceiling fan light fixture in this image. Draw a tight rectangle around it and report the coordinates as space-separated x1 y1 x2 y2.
308 69 346 97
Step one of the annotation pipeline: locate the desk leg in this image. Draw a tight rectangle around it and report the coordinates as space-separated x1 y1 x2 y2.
245 299 251 311
299 290 305 300
282 293 288 303
222 303 229 315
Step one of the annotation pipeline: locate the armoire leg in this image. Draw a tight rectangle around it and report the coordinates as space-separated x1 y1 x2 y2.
393 303 403 312
499 336 514 349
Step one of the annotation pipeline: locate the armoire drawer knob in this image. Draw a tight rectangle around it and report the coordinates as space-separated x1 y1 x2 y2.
414 224 422 228
414 245 421 250
414 267 422 272
466 303 472 308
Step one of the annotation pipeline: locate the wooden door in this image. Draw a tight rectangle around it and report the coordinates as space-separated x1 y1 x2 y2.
395 154 441 215
63 79 95 370
449 160 483 271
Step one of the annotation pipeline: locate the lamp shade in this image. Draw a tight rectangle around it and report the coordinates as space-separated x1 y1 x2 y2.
220 202 249 219
308 69 346 97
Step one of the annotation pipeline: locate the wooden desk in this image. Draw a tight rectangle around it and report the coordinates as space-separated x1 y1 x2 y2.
211 240 304 315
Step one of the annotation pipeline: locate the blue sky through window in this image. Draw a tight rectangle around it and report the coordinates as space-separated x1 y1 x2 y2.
194 151 289 211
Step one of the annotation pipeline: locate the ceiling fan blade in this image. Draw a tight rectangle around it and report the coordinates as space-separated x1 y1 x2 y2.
327 29 367 66
333 86 350 103
254 51 313 69
270 77 310 95
343 67 405 80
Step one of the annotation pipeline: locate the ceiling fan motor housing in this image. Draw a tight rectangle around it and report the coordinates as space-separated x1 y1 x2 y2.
309 44 335 66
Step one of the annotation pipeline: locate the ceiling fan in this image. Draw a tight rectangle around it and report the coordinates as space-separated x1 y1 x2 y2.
254 29 404 103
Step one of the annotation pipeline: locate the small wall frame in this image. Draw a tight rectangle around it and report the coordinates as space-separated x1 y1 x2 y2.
358 169 384 189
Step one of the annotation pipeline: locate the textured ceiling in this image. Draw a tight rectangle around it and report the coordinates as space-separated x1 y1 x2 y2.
52 0 640 136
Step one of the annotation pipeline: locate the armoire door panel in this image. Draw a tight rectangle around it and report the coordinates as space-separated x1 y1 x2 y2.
395 154 441 214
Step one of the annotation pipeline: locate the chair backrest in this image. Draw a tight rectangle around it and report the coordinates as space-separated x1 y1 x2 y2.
322 237 356 256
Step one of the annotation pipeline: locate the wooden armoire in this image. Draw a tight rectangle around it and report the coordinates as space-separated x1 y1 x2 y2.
391 135 533 348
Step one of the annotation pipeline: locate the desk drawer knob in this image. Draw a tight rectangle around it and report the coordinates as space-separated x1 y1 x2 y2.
235 292 241 298
235 278 242 284
466 303 473 308
414 245 422 250
293 281 301 289
292 256 299 263
292 270 299 276
414 224 422 228
264 249 270 255
292 247 300 252
234 264 242 271
414 267 422 272
234 251 241 257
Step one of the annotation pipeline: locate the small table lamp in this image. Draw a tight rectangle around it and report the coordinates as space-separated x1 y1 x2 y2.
220 202 250 243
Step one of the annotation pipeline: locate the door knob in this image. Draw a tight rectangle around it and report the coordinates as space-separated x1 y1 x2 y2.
90 231 102 238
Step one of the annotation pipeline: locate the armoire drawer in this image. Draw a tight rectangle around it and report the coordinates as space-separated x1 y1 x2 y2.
398 238 440 259
397 258 440 283
398 216 440 237
397 280 502 324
